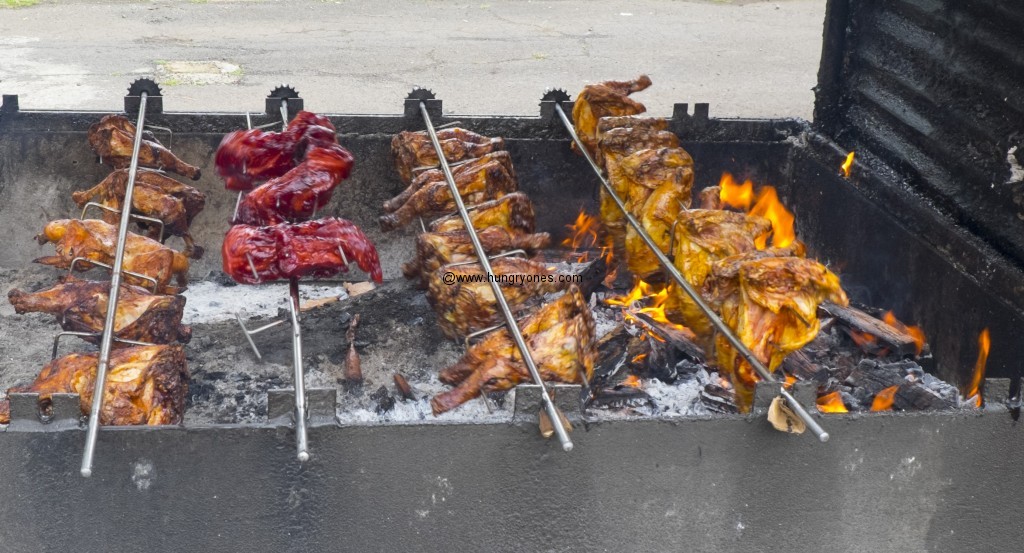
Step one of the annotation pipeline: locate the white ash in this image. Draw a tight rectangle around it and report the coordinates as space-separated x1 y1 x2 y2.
336 373 512 426
181 280 349 324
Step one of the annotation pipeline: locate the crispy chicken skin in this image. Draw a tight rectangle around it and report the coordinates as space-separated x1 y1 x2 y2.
392 128 506 184
88 115 201 180
384 151 517 213
402 227 551 288
572 75 653 160
72 168 207 258
431 285 596 414
427 192 536 234
8 345 188 426
704 255 848 411
35 219 190 294
426 257 564 338
379 159 518 231
593 116 669 170
8 276 191 345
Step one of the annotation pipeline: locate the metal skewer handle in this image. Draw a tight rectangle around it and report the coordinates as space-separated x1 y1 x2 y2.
288 278 310 462
81 91 150 477
418 101 574 452
552 102 828 442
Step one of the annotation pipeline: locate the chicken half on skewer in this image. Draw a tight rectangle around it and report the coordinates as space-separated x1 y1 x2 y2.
427 192 537 234
384 151 517 214
401 226 552 288
572 75 653 160
8 276 191 345
88 115 201 180
392 128 506 185
35 219 190 294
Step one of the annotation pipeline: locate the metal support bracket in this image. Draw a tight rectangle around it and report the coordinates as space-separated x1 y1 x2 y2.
406 88 441 119
7 392 82 432
539 88 572 123
266 85 303 117
1 94 19 115
267 388 337 426
513 384 583 422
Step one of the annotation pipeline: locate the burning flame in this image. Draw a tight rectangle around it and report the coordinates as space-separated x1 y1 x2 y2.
848 329 877 349
621 374 642 388
783 373 796 389
841 151 855 177
816 391 848 413
631 353 648 364
871 385 899 411
562 209 600 260
606 279 693 341
882 311 927 356
718 173 796 249
964 328 991 408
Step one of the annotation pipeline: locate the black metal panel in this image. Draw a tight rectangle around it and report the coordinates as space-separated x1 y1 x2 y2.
815 0 1024 266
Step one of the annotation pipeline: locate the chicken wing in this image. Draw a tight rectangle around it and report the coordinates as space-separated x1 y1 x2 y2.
392 128 506 184
35 219 190 294
402 226 551 288
572 75 653 160
427 192 536 234
72 168 207 258
704 255 849 411
88 115 201 180
426 257 564 338
378 159 518 231
8 276 191 345
431 285 596 414
384 151 517 213
234 142 355 226
8 345 188 426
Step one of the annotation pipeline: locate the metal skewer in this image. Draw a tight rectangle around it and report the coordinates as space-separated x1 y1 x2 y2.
552 102 829 442
419 101 574 452
288 277 310 462
81 91 150 477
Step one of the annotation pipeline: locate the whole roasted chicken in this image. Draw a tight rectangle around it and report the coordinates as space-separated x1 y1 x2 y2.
572 75 653 160
88 115 201 180
384 151 517 213
35 219 190 294
378 157 518 231
234 142 355 226
222 218 383 284
71 168 207 258
392 128 506 184
426 257 564 338
427 192 536 234
8 276 191 345
402 226 551 288
431 286 596 414
704 255 849 411
215 110 338 191
7 345 188 426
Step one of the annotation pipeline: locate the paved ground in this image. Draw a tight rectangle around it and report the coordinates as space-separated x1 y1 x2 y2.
0 0 825 118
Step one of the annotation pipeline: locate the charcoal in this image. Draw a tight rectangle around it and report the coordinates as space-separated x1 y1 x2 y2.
370 386 395 414
699 384 738 414
782 351 825 381
892 382 956 411
587 385 654 410
593 324 631 381
846 359 904 407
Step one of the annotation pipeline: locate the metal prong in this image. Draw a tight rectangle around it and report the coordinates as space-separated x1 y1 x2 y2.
81 202 166 243
68 257 160 293
246 253 261 283
337 245 348 267
234 313 286 360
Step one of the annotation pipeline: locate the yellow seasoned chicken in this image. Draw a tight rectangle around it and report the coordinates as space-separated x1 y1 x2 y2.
7 345 188 426
428 192 537 234
392 128 505 184
431 285 595 414
384 151 517 213
572 75 653 160
703 255 848 411
402 226 551 288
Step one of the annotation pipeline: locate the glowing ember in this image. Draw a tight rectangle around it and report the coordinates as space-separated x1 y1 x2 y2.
816 391 848 413
562 209 600 260
718 173 796 249
848 329 877 349
621 374 642 388
882 311 926 355
871 385 899 411
841 151 855 177
963 328 991 408
607 279 693 339
631 353 648 364
783 373 796 389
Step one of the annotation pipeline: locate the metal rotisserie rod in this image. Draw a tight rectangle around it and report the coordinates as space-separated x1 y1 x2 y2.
81 91 149 477
418 101 574 452
552 102 829 442
288 277 310 462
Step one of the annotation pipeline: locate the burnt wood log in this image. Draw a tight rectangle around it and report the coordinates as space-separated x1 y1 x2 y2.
820 302 918 357
782 351 826 383
846 359 904 408
892 381 957 411
633 312 705 362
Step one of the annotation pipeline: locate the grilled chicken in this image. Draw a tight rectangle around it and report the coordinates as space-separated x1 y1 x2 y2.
697 186 723 210
704 255 849 411
620 148 695 279
8 276 191 345
88 115 201 180
402 227 551 288
664 210 771 336
215 111 338 191
392 128 506 184
35 219 190 294
431 285 596 414
234 143 355 226
572 75 653 160
222 218 382 284
427 192 536 234
384 151 517 213
71 168 207 258
379 159 518 231
426 257 564 338
7 345 188 426
593 116 669 170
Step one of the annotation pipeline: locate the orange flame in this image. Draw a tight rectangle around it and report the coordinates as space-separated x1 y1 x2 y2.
631 353 648 364
964 328 991 408
783 373 796 389
718 173 795 249
871 385 899 411
606 280 692 338
841 151 855 177
848 329 877 349
816 391 848 413
562 209 600 261
621 374 642 388
882 311 927 356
